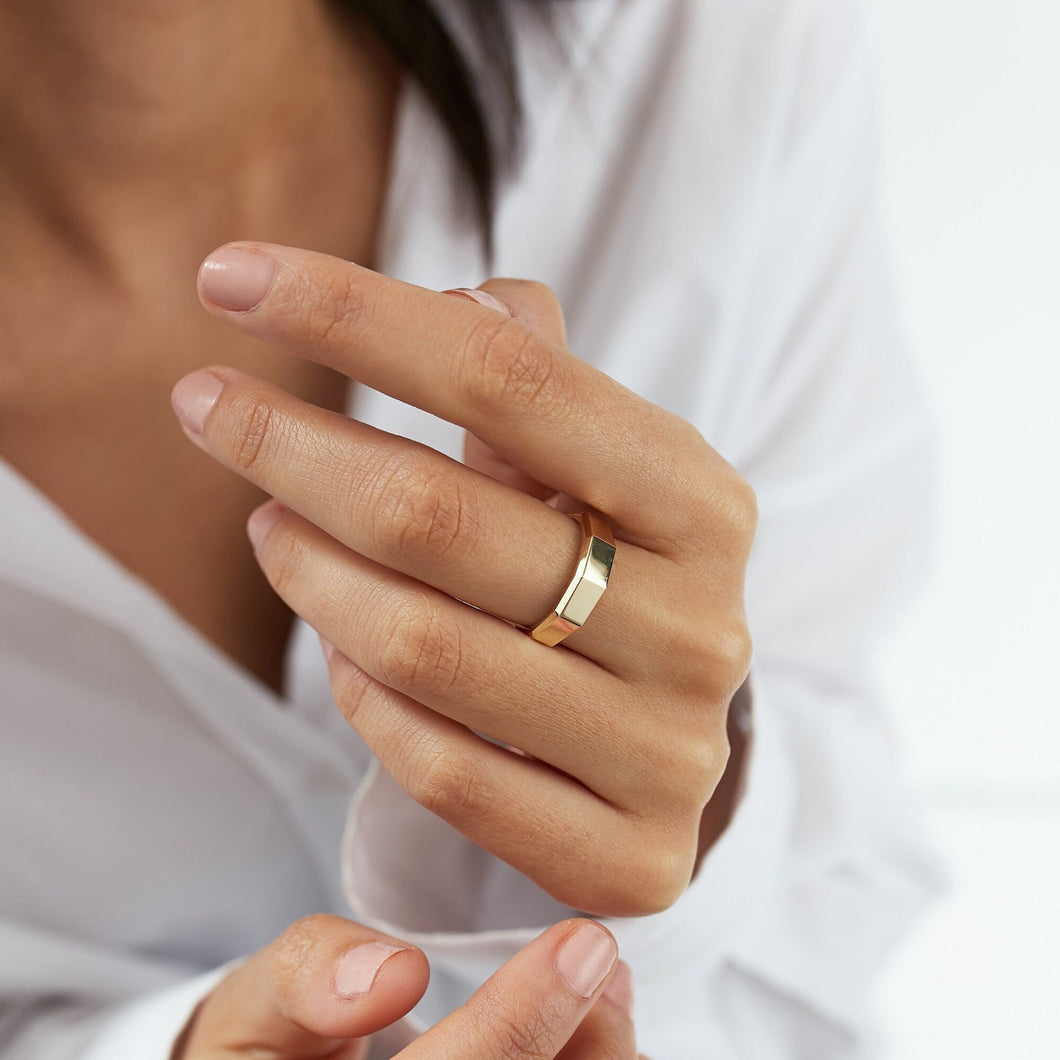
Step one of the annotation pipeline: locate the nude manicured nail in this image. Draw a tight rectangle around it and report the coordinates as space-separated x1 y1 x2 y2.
246 500 284 553
555 922 617 999
171 370 224 437
198 247 277 311
442 287 512 315
334 942 405 999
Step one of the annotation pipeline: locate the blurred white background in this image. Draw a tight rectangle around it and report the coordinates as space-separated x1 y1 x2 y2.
863 1 1059 1056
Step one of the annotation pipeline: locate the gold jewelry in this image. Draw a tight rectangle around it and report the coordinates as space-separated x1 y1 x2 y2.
528 511 616 647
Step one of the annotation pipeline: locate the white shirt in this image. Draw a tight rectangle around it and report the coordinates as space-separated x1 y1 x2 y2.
0 2 941 1057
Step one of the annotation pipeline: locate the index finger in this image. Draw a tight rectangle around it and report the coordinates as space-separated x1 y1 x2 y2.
196 242 725 545
397 919 624 1060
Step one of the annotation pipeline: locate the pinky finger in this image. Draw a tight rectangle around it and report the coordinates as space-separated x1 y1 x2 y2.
319 643 629 913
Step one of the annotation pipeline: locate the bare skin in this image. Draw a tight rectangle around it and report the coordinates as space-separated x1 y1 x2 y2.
0 3 750 1050
175 250 756 915
175 915 640 1060
0 0 399 691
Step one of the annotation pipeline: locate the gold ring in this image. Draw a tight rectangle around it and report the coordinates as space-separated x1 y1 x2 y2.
528 511 616 647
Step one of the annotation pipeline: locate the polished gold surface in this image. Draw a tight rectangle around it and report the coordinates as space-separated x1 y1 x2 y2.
529 511 616 647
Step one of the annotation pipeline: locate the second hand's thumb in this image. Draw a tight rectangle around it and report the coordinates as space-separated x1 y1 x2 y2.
175 914 428 1059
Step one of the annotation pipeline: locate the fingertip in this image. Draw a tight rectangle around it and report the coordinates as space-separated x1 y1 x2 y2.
263 915 428 1044
315 943 428 1040
333 942 405 1000
553 918 618 1000
170 368 225 439
197 244 278 313
334 941 428 1005
246 498 285 554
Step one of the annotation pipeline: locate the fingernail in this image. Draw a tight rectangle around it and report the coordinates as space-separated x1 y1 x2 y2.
334 942 405 999
171 369 225 437
601 960 634 1019
442 287 512 316
247 499 284 552
198 247 277 312
555 922 617 1000
318 633 337 663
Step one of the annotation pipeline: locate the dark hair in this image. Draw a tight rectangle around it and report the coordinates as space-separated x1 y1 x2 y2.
334 0 557 258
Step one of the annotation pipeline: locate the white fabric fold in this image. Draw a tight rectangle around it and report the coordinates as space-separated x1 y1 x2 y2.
78 965 235 1060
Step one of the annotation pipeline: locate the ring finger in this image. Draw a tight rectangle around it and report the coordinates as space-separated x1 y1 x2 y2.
245 499 694 807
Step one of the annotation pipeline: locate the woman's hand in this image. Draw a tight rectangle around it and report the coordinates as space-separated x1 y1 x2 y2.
172 243 756 916
175 914 637 1060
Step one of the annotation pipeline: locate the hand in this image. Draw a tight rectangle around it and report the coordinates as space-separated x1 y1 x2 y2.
172 242 756 916
174 914 638 1060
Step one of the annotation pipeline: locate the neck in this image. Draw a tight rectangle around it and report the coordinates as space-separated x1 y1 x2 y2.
0 0 397 270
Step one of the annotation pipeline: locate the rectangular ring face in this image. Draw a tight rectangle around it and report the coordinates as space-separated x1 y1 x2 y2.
561 536 616 627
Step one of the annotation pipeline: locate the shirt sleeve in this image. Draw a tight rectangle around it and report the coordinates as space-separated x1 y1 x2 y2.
339 1 943 1055
0 976 232 1060
0 918 234 1060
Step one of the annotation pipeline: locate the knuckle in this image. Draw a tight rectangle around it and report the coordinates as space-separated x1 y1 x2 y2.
461 315 569 416
725 473 759 540
369 456 475 565
575 821 691 917
472 986 558 1060
406 736 481 820
647 727 729 808
227 394 278 473
290 266 367 351
671 412 710 454
726 623 755 686
668 423 757 545
630 837 695 915
374 597 464 696
737 476 759 533
332 661 377 724
684 729 731 802
401 478 469 560
708 622 754 690
710 470 759 545
677 621 753 699
667 417 716 483
268 914 336 991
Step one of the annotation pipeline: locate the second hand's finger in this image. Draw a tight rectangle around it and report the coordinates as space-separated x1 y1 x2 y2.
397 920 620 1060
558 961 638 1060
195 242 739 550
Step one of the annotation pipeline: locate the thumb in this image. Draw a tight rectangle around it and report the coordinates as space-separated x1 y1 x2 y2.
176 914 428 1059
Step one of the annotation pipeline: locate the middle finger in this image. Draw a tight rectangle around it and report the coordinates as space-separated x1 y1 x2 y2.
171 366 673 675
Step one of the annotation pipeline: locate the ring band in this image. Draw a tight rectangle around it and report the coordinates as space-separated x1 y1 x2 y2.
528 511 616 647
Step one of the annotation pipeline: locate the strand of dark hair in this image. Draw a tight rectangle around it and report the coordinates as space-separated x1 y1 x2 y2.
331 0 556 261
